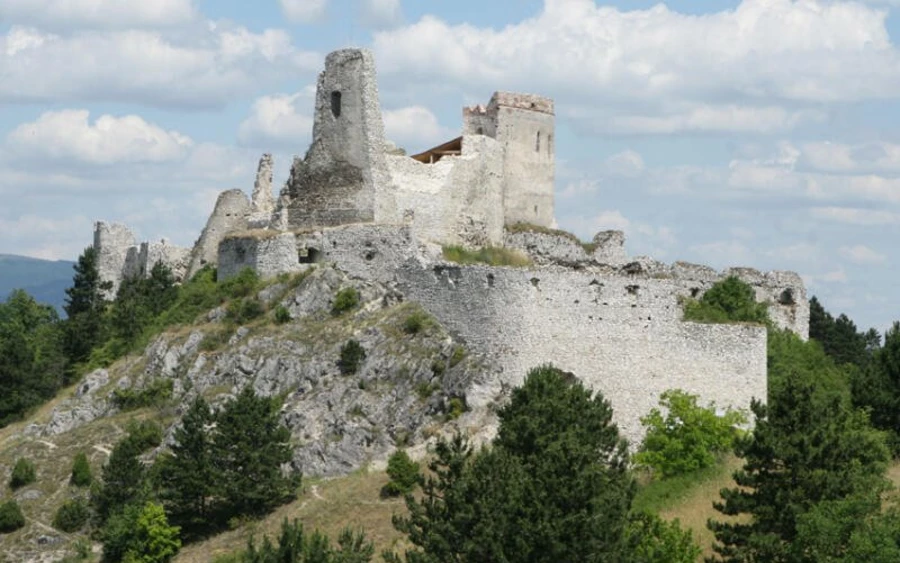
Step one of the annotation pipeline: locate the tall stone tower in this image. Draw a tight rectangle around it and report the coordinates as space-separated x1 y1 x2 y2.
464 92 555 228
282 49 389 229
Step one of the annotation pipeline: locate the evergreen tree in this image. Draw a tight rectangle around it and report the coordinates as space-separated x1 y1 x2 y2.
156 396 216 535
213 387 297 518
64 246 111 364
709 332 891 562
391 365 636 562
92 434 149 525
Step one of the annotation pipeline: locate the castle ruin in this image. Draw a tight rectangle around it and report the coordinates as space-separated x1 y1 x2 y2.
92 48 809 446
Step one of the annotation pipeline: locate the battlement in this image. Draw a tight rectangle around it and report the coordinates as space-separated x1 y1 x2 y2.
489 91 554 114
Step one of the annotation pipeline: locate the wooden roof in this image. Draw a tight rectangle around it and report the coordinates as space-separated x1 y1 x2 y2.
410 136 462 164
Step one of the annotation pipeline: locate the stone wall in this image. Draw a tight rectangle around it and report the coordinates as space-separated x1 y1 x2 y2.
386 135 505 248
186 189 250 279
94 222 191 296
504 228 628 266
396 261 768 446
218 231 304 280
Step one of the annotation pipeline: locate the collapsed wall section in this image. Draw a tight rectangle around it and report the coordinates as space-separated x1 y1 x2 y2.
397 263 768 447
386 135 505 247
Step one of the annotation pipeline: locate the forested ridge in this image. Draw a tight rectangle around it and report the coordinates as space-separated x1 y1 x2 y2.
2 250 900 562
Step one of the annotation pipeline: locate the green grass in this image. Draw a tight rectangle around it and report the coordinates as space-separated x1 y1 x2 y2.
441 245 532 267
632 459 733 515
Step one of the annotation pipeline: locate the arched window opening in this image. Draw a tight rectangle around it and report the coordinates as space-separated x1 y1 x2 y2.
330 91 342 118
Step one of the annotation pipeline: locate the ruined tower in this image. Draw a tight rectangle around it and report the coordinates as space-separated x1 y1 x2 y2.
464 92 555 228
282 49 389 229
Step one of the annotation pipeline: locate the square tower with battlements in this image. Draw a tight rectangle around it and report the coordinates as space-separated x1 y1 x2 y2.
464 92 556 228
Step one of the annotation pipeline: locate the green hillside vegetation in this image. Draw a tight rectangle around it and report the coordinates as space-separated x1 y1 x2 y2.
4 256 900 561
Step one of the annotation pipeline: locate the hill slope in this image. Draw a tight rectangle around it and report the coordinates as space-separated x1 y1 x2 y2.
0 254 74 311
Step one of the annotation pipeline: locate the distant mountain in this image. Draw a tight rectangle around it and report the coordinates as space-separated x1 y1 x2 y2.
0 254 74 312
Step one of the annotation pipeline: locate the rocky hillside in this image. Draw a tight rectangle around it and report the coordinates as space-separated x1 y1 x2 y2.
0 265 502 562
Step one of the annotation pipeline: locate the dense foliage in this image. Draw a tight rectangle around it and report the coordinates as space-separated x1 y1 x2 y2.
234 519 374 563
381 449 420 498
9 457 36 489
70 452 93 487
102 501 181 563
0 499 25 533
387 364 691 562
0 289 68 426
682 276 769 325
53 497 90 533
708 329 894 561
636 389 747 478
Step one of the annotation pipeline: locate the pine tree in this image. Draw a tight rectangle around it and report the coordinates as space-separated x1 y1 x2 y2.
213 387 297 519
156 396 216 535
63 246 111 364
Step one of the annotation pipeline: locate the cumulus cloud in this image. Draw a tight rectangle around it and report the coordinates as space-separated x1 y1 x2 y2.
0 25 319 108
6 110 193 165
840 244 887 264
603 150 645 177
799 141 900 174
373 0 900 133
238 89 315 148
0 214 94 260
689 240 755 266
0 0 197 28
382 106 452 150
361 0 402 28
280 0 328 23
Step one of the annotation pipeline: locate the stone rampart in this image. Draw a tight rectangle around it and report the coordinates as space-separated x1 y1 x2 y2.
94 221 191 296
504 228 627 266
218 231 304 280
396 261 768 446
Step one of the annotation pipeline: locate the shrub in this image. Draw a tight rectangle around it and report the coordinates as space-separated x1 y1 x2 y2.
449 345 466 368
70 452 93 487
219 267 260 300
381 450 420 498
102 501 181 563
226 297 265 324
441 245 532 267
402 310 433 335
338 340 366 375
124 419 164 453
112 379 173 411
53 497 90 532
682 276 769 325
623 512 701 563
274 305 291 324
635 389 747 478
446 397 467 420
200 326 233 352
0 499 25 533
332 287 360 316
9 457 36 489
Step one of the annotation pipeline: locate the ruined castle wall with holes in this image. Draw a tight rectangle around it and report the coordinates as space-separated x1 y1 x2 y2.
92 47 810 444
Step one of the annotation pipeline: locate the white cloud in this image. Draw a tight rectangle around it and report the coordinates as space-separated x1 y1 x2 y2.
608 105 825 135
689 240 754 266
238 89 315 148
0 214 93 260
361 0 402 28
603 150 645 177
382 106 452 150
280 0 328 23
0 0 197 28
799 141 900 174
373 0 900 133
6 110 193 165
839 244 887 264
810 206 900 225
0 25 318 108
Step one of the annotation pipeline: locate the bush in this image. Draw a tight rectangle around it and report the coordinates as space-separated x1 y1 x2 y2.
402 310 433 335
70 452 93 487
449 345 466 368
53 497 90 532
102 501 181 563
0 499 25 533
338 339 366 375
682 276 769 325
226 297 265 324
219 267 260 300
274 305 291 324
112 379 174 411
624 512 701 563
199 326 233 352
332 287 360 316
239 518 373 562
124 419 164 453
635 389 747 478
9 457 36 489
446 397 467 420
381 450 420 498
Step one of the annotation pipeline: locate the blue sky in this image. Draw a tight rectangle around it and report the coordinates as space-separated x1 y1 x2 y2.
1 0 899 334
